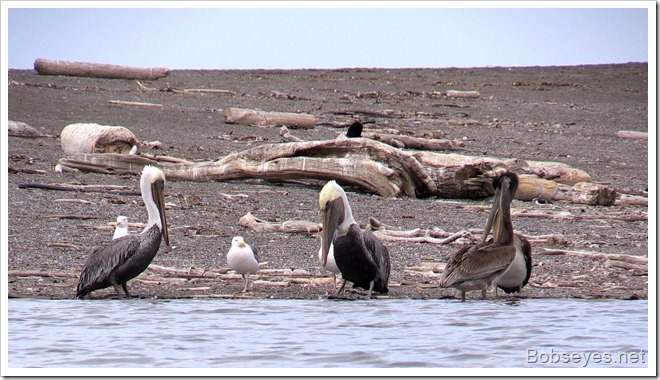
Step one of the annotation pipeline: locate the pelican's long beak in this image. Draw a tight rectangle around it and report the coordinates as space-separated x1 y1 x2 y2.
482 184 502 243
497 176 516 244
487 174 519 245
321 197 344 266
499 176 515 216
152 180 169 246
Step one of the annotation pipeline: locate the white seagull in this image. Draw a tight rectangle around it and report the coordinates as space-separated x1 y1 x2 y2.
317 225 340 287
226 236 260 292
112 216 130 240
318 242 340 285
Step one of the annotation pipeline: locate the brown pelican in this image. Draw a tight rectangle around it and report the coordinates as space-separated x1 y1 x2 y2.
494 235 532 296
439 172 519 301
480 174 532 296
112 216 130 240
76 165 169 299
319 180 390 298
227 236 260 292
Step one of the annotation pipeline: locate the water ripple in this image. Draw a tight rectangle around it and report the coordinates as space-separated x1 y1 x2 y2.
7 298 648 369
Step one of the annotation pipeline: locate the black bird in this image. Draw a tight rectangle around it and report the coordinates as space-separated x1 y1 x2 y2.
345 122 363 138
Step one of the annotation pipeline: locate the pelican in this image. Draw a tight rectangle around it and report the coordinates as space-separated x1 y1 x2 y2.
439 172 519 301
112 216 130 240
494 235 532 296
319 180 390 298
76 165 169 299
479 174 532 296
227 236 260 292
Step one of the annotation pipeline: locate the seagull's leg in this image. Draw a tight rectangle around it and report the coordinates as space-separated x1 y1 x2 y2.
461 290 466 302
241 274 248 292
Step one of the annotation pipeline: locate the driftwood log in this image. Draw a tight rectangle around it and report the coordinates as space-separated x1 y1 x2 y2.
60 123 138 156
225 107 316 129
109 100 163 108
18 182 140 196
135 81 237 96
58 138 617 204
281 125 463 151
446 90 480 99
511 209 647 222
615 130 647 139
175 88 236 95
8 121 53 138
9 167 47 175
615 193 648 206
361 132 465 151
34 59 169 80
239 212 320 234
516 175 616 205
537 248 647 274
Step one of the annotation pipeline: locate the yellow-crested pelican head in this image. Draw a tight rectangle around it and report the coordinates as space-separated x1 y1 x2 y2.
140 165 169 246
319 180 353 267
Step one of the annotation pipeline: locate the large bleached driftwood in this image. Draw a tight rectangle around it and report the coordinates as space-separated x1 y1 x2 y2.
60 123 138 155
225 107 316 129
57 137 616 204
34 59 169 80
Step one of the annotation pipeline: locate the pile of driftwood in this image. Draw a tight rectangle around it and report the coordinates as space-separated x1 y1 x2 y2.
7 94 637 206
58 136 619 205
6 115 643 206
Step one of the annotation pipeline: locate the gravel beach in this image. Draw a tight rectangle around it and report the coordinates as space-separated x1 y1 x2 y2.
7 63 648 300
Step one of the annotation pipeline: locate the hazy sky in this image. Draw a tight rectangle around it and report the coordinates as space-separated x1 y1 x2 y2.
4 2 650 70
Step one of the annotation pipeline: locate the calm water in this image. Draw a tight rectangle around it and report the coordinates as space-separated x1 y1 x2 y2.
7 298 648 370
